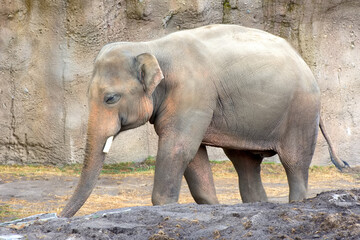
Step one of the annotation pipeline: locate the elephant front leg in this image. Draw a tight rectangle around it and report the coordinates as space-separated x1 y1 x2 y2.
184 145 219 204
151 136 202 205
151 107 214 205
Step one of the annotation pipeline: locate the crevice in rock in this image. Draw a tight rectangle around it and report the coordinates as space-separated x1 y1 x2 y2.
222 0 231 24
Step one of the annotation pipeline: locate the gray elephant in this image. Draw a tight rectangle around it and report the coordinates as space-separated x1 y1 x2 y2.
60 24 348 217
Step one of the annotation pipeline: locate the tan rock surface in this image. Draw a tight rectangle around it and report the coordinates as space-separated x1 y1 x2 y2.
0 0 359 165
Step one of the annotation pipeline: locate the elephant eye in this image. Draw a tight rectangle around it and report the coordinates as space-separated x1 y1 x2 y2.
104 93 121 105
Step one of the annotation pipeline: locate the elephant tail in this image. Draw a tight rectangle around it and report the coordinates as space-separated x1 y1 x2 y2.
319 116 350 171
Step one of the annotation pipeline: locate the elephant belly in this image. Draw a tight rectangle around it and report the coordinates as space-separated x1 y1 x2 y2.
201 89 320 152
202 124 278 152
201 78 303 152
201 91 290 151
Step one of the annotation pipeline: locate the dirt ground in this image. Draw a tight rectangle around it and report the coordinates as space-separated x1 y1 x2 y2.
0 162 359 239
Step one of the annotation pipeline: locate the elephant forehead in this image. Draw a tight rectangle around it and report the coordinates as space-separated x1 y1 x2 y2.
91 60 136 91
95 59 134 79
89 75 141 97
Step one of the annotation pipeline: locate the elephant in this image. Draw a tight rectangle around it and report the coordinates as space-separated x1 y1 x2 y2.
60 24 348 218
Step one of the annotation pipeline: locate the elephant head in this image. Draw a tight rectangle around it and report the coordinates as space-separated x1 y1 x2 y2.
60 49 164 217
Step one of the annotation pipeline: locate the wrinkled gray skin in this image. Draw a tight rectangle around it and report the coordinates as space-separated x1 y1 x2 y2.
60 25 347 218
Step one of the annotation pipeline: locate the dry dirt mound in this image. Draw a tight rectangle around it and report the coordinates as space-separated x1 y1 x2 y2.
1 189 359 240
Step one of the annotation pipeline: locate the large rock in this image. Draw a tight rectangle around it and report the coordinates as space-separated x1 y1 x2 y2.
0 0 359 165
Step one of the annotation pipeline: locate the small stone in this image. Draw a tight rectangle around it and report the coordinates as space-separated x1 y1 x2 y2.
350 41 355 49
0 234 24 240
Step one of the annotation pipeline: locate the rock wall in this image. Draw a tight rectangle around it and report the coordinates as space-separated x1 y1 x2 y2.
0 0 359 166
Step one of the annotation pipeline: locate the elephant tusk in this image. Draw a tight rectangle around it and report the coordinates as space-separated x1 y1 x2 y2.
103 136 114 153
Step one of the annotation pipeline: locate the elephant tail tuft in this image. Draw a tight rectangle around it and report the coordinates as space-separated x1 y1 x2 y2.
319 116 350 171
328 146 350 171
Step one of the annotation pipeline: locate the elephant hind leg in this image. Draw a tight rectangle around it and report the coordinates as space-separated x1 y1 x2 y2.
277 127 318 202
184 145 219 204
223 149 267 203
278 151 312 202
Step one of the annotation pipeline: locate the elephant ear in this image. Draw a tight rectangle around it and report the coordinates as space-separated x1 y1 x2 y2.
135 53 164 96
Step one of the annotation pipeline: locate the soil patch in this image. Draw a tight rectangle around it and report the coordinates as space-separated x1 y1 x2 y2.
0 163 359 220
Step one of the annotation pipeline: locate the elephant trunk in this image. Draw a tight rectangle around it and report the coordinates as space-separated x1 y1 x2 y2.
60 132 110 218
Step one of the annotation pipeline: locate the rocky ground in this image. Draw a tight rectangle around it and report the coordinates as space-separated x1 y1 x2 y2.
0 189 359 240
0 163 359 239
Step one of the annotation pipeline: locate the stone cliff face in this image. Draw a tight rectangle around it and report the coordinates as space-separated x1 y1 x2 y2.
0 0 359 165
